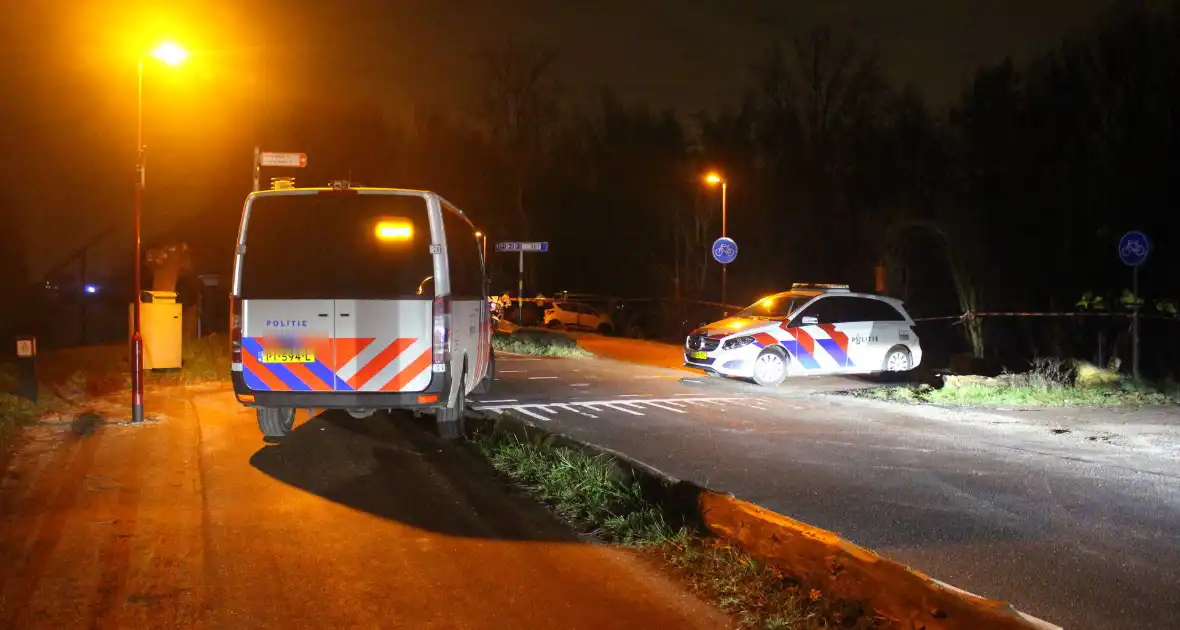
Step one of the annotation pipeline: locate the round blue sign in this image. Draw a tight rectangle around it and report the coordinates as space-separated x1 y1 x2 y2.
712 237 738 264
1118 231 1150 266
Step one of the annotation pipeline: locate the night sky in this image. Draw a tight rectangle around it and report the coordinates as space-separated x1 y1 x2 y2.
2 0 1137 279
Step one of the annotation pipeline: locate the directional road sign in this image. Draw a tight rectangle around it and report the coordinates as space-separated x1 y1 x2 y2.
259 152 308 168
495 241 549 252
1118 231 1150 266
712 237 738 264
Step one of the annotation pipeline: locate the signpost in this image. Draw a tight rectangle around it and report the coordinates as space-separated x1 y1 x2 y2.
495 242 549 326
1118 230 1150 379
712 237 738 312
712 237 737 264
253 148 308 191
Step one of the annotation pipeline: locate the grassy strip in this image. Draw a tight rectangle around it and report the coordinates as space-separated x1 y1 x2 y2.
857 358 1179 407
0 393 40 443
473 430 878 629
492 330 592 359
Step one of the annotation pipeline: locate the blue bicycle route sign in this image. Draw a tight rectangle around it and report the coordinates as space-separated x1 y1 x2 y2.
1118 231 1149 267
712 237 738 264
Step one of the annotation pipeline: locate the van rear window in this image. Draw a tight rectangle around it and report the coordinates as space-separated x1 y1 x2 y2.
239 193 434 299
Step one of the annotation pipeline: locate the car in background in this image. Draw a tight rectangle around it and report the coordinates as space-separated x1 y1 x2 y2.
545 301 614 334
683 283 921 386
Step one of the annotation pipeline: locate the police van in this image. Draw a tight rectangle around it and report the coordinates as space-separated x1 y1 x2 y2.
229 182 494 440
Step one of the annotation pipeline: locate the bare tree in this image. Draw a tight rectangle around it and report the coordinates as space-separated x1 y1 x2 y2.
475 40 560 239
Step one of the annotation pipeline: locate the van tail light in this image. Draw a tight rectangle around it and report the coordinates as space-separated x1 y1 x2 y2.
230 295 242 363
432 295 452 367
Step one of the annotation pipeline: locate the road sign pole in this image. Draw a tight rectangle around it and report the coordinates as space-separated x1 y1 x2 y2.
721 182 728 313
252 146 261 192
1132 263 1140 380
1118 230 1149 380
518 250 524 327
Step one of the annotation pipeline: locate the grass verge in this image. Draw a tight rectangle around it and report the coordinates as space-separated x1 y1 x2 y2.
856 357 1179 407
473 429 879 629
492 330 592 359
0 392 40 443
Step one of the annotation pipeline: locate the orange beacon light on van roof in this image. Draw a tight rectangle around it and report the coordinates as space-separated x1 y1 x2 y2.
375 219 413 241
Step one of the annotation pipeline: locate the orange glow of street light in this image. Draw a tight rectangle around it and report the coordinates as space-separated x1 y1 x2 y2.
474 231 483 238
151 42 189 66
704 172 724 185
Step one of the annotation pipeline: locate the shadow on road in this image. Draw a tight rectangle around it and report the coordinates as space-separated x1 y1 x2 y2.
249 410 581 542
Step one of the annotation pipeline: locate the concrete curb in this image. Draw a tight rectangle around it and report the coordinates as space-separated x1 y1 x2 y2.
473 411 1062 630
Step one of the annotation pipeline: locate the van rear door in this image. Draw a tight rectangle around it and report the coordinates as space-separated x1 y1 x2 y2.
237 191 435 393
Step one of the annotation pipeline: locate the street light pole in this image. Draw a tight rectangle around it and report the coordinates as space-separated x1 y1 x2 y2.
129 42 186 424
130 57 146 424
720 181 727 311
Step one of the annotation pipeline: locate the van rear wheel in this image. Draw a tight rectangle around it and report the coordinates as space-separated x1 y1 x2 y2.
257 407 296 439
472 350 495 395
436 366 468 441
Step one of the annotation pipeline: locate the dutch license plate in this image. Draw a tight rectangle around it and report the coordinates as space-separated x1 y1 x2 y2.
690 351 708 360
260 349 315 363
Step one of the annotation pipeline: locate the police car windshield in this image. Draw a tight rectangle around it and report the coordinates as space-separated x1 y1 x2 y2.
239 193 433 300
735 295 797 319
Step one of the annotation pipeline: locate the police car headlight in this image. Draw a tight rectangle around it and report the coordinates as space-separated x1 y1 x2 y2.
723 335 756 350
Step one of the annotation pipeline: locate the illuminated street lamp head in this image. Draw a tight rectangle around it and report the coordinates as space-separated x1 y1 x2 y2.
704 172 724 185
151 42 188 66
474 231 483 238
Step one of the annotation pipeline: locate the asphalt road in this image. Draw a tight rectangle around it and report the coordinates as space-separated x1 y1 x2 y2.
0 385 733 629
472 350 1180 630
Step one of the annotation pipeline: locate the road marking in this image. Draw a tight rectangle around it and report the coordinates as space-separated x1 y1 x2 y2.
513 407 552 422
683 379 703 383
570 383 590 387
556 403 597 418
529 376 559 380
620 394 643 397
478 399 518 404
472 396 769 420
500 370 524 373
642 401 687 413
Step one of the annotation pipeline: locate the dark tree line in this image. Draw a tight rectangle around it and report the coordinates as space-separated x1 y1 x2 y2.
7 1 1179 360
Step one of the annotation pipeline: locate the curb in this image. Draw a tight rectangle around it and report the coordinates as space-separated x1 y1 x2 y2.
472 411 1062 630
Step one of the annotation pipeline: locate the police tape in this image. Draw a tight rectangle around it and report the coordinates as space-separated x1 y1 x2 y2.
913 311 1180 323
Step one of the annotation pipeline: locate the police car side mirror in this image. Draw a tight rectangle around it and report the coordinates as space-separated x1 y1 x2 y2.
800 316 818 326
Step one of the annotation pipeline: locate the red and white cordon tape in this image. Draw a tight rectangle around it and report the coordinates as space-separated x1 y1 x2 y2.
913 311 1179 323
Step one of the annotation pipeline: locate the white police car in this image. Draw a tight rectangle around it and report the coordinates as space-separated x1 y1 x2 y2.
684 284 922 386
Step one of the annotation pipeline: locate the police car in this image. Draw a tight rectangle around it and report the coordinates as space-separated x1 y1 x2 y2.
684 284 921 386
229 182 493 441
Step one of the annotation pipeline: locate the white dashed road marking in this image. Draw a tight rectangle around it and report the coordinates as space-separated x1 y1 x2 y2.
471 396 773 421
528 376 559 380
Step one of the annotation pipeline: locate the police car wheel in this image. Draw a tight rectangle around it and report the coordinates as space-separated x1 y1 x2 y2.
752 348 788 387
883 347 913 372
257 407 295 439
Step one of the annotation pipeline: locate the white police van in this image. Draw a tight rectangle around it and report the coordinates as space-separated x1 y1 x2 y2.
684 283 921 386
229 182 493 440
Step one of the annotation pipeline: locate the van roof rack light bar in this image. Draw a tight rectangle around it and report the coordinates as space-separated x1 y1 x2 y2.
791 283 850 292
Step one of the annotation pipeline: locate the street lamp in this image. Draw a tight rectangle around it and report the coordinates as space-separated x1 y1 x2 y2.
704 172 729 309
475 231 487 263
131 41 188 424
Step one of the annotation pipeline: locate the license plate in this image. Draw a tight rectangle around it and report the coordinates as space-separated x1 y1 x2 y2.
690 351 708 360
260 349 315 363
